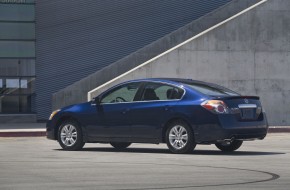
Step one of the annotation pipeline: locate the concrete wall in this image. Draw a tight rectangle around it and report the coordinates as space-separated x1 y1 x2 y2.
0 114 36 123
89 0 290 126
53 0 290 125
52 0 261 109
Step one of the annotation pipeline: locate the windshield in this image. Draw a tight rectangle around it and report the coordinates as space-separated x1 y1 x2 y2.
185 83 239 96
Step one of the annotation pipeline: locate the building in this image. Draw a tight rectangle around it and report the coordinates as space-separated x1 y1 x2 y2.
1 0 290 125
0 0 36 122
36 0 233 121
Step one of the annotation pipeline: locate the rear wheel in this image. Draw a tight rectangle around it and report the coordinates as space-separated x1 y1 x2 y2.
58 120 85 151
215 140 243 152
166 120 196 154
110 142 131 150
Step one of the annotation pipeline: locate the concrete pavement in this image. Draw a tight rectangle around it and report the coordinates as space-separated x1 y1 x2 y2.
0 134 289 190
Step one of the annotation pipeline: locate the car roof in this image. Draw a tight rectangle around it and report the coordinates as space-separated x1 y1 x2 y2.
125 78 239 96
129 78 216 87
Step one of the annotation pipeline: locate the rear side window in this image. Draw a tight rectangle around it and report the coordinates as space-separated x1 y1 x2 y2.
141 82 184 101
186 83 239 96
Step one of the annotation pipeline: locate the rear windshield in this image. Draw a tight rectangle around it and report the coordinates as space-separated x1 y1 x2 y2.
184 83 239 96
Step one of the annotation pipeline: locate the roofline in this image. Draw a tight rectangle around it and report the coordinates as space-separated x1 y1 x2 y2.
117 78 184 87
128 78 230 88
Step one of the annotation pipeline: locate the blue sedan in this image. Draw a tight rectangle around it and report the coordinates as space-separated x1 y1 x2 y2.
47 78 268 154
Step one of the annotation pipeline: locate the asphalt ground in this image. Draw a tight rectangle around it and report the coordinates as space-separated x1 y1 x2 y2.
0 133 289 190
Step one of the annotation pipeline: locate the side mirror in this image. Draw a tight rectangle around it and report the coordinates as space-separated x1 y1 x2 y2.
91 97 100 106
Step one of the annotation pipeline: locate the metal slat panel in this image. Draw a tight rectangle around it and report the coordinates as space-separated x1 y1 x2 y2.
36 0 233 119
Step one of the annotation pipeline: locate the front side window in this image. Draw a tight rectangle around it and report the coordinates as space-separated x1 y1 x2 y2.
141 82 184 101
101 82 141 104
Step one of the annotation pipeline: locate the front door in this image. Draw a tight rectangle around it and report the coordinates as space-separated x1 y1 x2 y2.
90 82 142 139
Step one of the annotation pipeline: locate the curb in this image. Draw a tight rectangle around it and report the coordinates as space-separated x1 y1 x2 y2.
0 131 46 137
268 127 290 133
0 127 289 138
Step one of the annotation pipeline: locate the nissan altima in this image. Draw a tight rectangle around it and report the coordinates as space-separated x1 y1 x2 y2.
47 78 268 154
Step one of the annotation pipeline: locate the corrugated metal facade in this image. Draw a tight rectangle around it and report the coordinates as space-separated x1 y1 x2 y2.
35 0 233 120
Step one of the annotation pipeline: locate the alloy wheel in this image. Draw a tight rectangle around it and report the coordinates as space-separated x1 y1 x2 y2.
169 125 188 150
60 124 78 147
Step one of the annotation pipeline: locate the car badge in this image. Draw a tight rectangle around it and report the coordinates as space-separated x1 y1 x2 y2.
244 99 249 104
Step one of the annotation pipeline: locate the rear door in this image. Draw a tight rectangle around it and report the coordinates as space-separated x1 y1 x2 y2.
129 82 184 140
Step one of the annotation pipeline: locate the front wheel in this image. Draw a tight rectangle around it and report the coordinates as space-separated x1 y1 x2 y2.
215 140 243 152
58 120 85 151
166 120 196 154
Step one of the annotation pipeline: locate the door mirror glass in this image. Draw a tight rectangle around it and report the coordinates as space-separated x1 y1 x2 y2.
92 97 100 106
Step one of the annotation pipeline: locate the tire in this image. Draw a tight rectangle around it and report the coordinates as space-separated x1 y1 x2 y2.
165 120 196 154
58 120 85 151
110 142 131 150
215 140 243 152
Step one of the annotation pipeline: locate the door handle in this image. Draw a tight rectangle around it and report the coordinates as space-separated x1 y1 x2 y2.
122 108 130 114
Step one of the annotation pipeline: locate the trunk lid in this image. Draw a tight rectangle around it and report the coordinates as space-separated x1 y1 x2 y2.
212 96 263 121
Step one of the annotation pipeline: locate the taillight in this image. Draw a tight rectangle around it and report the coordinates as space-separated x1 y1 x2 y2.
201 100 229 114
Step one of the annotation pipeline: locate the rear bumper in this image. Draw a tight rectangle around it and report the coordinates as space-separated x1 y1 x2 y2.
194 112 268 143
195 125 268 143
